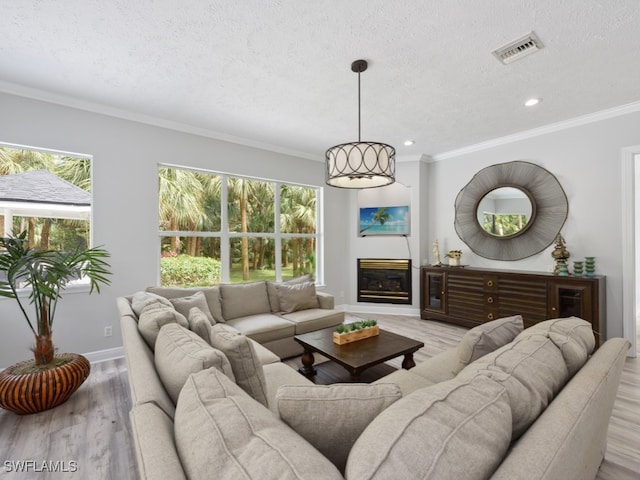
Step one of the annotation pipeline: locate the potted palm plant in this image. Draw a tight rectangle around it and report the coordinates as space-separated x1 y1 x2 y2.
0 231 111 414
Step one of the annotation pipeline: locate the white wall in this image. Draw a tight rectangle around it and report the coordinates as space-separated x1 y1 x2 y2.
346 161 426 314
0 92 350 367
425 111 640 339
3 91 638 366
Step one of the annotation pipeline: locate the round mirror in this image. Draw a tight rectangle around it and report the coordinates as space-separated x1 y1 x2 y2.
455 161 568 261
476 186 534 238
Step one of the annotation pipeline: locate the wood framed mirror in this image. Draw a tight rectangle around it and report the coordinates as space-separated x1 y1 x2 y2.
454 161 568 260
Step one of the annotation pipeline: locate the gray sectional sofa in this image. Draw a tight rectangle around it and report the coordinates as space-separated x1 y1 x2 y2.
145 275 344 359
118 285 629 480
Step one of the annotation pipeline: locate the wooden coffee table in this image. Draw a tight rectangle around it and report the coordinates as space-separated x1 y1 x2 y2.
294 327 424 382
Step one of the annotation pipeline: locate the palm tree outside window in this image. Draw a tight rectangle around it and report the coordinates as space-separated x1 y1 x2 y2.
158 166 320 287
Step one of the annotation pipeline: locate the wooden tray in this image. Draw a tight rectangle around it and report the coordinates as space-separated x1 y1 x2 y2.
333 325 380 345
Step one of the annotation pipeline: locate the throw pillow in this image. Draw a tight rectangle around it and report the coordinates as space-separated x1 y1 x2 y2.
174 368 343 480
345 376 512 480
168 291 215 325
188 307 214 343
137 303 188 350
219 281 271 321
155 323 234 404
209 323 268 406
131 291 174 317
457 333 569 439
276 281 320 314
146 285 224 323
267 274 313 312
276 383 402 473
454 315 524 374
515 316 595 376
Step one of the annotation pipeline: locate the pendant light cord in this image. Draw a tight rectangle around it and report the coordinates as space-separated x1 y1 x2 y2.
357 69 361 142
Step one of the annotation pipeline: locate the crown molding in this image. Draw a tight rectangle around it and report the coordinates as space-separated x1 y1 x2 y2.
0 81 322 162
432 100 640 161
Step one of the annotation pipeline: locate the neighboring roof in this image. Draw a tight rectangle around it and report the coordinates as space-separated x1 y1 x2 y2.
0 170 91 206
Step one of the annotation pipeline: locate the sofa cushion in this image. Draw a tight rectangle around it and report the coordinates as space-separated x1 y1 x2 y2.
455 315 524 374
138 303 188 350
276 281 320 313
457 333 569 439
209 323 269 406
279 308 344 335
346 376 512 480
146 286 224 323
187 307 213 343
155 323 235 404
262 362 314 414
276 383 402 473
131 291 174 317
515 316 595 377
120 314 176 419
168 291 214 325
174 368 343 480
219 281 271 320
225 313 296 343
267 274 312 312
214 322 280 364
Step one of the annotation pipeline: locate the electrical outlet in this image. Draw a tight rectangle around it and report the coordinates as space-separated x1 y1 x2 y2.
104 326 112 337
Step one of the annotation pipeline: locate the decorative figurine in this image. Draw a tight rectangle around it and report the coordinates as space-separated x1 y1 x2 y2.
551 234 570 275
432 240 441 265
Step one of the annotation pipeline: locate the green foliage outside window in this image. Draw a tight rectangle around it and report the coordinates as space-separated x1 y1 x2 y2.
158 167 318 286
160 255 222 287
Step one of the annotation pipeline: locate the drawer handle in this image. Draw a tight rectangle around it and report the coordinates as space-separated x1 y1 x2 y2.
551 307 557 311
487 280 494 287
487 296 494 304
487 313 494 320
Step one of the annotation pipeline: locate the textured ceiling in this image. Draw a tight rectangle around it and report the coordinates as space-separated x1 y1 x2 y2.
2 1 640 161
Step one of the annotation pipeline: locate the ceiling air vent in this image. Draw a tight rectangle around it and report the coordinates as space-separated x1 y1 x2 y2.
492 32 544 65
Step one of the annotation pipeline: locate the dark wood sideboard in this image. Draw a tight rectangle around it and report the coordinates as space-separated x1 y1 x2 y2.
420 265 606 347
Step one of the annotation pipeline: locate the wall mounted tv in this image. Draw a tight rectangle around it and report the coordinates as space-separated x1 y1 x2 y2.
358 205 410 236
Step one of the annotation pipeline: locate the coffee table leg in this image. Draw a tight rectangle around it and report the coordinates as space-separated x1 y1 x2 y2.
299 349 317 377
402 353 416 370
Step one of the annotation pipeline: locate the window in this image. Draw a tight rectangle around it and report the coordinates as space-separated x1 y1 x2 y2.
158 166 321 287
0 144 92 251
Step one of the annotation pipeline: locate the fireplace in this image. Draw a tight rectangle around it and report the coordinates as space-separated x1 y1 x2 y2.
357 258 412 304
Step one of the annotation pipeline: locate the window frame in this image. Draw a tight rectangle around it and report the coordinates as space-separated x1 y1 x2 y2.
0 141 95 293
158 163 323 285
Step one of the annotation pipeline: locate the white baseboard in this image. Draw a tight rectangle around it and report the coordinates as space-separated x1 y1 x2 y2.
83 347 124 364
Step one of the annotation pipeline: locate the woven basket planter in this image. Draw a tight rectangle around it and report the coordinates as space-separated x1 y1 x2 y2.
0 353 90 415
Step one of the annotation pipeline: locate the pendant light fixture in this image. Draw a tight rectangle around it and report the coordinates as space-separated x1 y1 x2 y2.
325 59 396 188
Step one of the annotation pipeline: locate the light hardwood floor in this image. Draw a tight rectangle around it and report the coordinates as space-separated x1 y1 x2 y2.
0 314 638 479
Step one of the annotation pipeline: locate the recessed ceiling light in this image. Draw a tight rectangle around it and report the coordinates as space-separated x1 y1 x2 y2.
404 140 415 146
524 98 541 107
